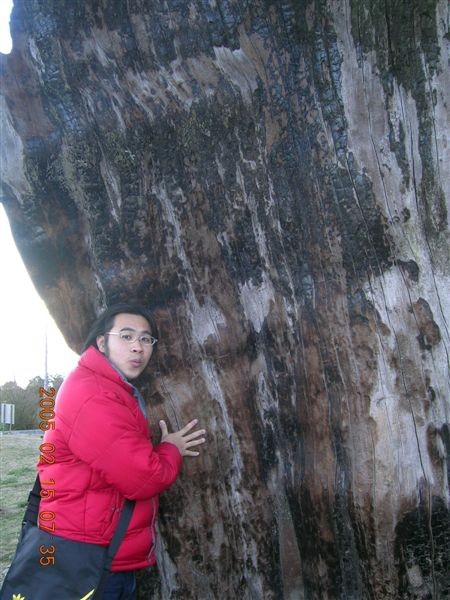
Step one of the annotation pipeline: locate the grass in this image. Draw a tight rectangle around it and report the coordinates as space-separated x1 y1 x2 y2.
0 432 41 582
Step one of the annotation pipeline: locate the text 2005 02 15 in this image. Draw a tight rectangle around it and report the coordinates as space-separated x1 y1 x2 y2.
38 386 56 567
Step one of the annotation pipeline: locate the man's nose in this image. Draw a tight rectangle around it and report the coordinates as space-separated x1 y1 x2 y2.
130 339 144 351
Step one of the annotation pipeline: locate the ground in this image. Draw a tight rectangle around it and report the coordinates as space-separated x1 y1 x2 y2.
0 432 40 582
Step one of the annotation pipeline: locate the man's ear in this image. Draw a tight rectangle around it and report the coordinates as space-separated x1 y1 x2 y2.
96 335 106 353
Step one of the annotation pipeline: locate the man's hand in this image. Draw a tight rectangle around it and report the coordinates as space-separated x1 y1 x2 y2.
159 419 206 457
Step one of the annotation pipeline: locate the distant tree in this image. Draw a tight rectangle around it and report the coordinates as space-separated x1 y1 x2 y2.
0 381 25 404
0 381 25 430
25 376 46 392
19 376 45 429
49 374 65 390
0 375 64 430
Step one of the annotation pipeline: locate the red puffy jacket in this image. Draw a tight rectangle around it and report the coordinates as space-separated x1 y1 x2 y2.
37 346 182 571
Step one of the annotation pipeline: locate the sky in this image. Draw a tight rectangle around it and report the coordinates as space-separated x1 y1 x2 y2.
0 1 79 387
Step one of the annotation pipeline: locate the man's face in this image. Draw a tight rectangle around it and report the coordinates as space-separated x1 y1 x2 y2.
96 313 154 380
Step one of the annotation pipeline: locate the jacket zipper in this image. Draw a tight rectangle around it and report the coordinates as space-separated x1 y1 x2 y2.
148 497 157 561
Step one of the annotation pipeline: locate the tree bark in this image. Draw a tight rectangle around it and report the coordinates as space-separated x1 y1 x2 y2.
1 1 449 598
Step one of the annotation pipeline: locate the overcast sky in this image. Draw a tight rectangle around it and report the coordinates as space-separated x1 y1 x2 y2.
0 1 79 387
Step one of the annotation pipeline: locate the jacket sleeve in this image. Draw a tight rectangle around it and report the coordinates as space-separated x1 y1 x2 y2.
62 391 183 500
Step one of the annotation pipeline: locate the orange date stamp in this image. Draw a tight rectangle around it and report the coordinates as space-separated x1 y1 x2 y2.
38 386 56 566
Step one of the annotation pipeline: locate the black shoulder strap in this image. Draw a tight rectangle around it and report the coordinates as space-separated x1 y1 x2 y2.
95 498 136 597
105 499 135 563
23 475 41 525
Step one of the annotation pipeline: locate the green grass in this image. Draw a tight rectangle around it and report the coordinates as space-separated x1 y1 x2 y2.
0 433 41 582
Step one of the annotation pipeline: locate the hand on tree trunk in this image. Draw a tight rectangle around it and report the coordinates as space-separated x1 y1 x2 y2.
159 419 206 457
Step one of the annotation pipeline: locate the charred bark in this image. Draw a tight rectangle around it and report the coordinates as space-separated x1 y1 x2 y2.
1 1 449 598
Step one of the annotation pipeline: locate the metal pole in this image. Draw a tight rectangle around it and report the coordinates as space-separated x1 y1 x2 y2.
44 326 49 389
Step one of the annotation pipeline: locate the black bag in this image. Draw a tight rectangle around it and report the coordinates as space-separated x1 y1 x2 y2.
0 476 135 600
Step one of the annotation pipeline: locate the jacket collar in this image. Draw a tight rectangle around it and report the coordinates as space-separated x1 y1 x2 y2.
78 346 135 394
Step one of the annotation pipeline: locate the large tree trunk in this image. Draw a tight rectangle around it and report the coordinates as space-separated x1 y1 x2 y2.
1 1 449 598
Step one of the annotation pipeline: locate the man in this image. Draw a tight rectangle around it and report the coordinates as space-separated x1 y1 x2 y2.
38 303 206 599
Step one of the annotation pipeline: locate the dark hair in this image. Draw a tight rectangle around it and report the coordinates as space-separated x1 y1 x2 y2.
82 303 159 353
